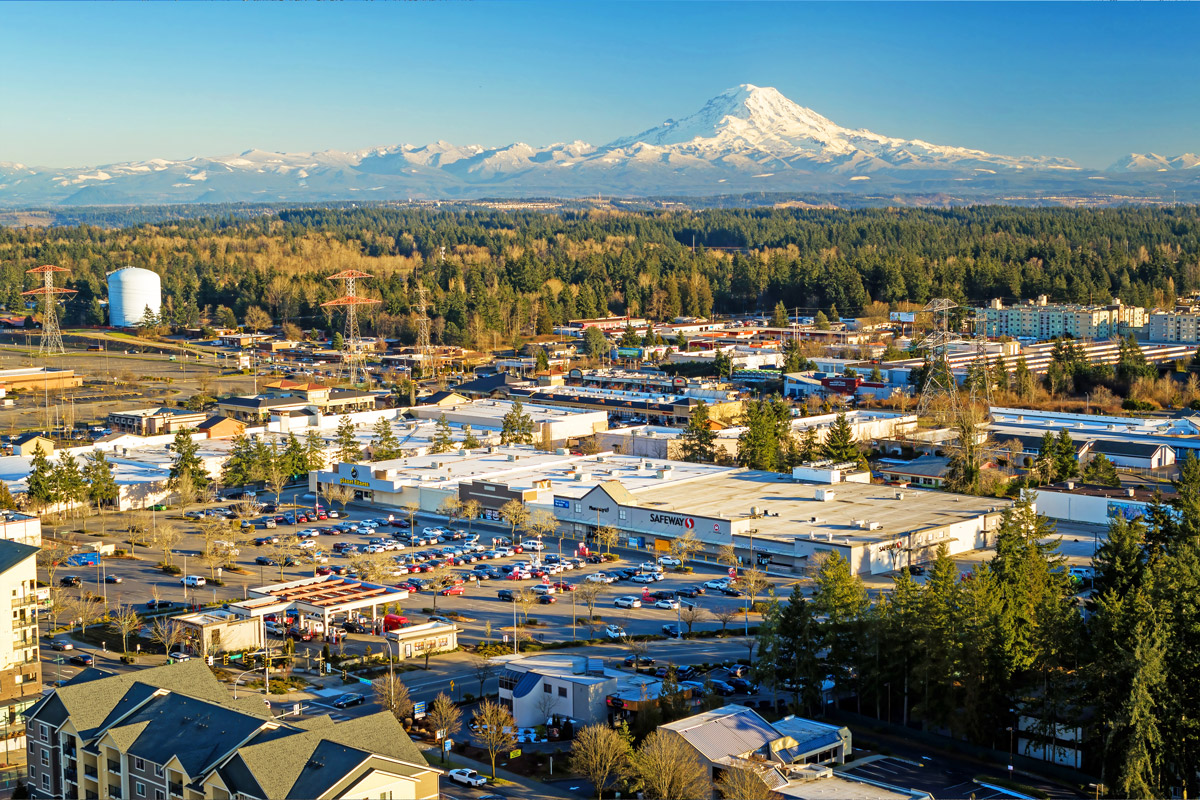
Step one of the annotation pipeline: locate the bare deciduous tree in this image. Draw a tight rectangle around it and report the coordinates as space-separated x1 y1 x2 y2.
473 699 517 780
575 581 607 626
631 730 711 800
715 765 778 800
470 652 498 698
427 691 462 763
569 723 631 800
373 672 414 721
710 605 739 636
110 605 141 654
679 603 704 634
151 617 183 654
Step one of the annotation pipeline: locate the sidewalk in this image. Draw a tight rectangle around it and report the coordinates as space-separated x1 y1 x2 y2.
423 747 585 800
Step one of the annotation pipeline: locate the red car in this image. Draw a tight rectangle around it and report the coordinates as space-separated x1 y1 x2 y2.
316 511 328 520
316 566 332 576
439 585 466 596
296 514 309 524
287 627 316 641
552 581 575 592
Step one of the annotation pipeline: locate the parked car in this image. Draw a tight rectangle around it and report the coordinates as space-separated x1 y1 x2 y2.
168 651 191 662
604 624 626 640
729 678 759 694
181 575 207 588
662 623 683 638
614 596 642 609
287 627 316 641
709 679 736 696
654 598 680 610
537 594 557 604
631 574 657 584
341 621 367 634
551 581 574 592
656 556 682 567
586 554 604 564
255 556 278 566
720 586 746 597
448 769 487 787
332 693 366 708
622 654 655 668
703 579 730 590
676 585 706 598
439 585 466 596
59 576 82 588
145 599 176 611
520 540 545 551
497 589 516 602
254 536 279 546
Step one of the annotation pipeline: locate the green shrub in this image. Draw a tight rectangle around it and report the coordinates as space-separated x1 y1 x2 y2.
160 564 182 575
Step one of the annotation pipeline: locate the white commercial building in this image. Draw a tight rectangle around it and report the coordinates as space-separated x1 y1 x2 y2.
409 398 607 445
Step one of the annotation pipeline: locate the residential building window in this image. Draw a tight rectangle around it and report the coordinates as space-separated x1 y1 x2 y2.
155 792 163 800
134 758 144 771
40 749 48 766
154 765 163 778
136 782 145 797
542 684 551 693
39 723 48 740
41 775 49 790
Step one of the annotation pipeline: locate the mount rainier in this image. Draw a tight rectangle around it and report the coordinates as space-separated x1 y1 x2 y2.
0 85 1195 206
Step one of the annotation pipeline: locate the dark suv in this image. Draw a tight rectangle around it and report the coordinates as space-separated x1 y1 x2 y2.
59 576 82 588
497 589 516 602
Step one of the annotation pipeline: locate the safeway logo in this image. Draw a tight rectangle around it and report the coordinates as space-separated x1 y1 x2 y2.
684 518 694 529
649 512 695 528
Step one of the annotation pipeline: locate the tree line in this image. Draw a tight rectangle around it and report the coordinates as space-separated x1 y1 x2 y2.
3 205 1199 351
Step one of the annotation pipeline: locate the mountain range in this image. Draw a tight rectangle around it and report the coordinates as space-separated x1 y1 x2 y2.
1 84 1196 206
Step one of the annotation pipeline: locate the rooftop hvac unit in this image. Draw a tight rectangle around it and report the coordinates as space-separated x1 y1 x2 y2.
575 472 591 482
852 519 864 527
826 532 833 541
507 454 517 462
556 448 569 455
814 489 835 502
656 468 672 479
750 506 760 516
895 492 905 500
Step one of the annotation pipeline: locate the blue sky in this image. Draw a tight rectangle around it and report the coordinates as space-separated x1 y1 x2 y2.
2 2 1197 168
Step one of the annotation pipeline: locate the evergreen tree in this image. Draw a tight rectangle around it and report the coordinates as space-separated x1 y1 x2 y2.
303 430 327 472
812 551 870 712
83 450 119 512
712 349 732 379
757 584 825 714
1032 431 1057 484
770 300 789 328
822 412 860 464
814 311 831 330
991 356 1009 394
52 453 87 511
25 446 56 510
678 400 717 463
1093 515 1147 600
371 417 403 460
1014 356 1035 400
736 398 789 472
167 428 207 500
500 399 535 445
1081 453 1120 487
1054 428 1079 482
430 413 455 454
335 416 362 463
797 427 820 463
461 424 481 449
535 348 550 372
783 339 805 374
916 545 962 732
583 326 608 360
0 482 15 511
619 325 641 347
282 432 306 478
1116 335 1156 386
222 433 258 487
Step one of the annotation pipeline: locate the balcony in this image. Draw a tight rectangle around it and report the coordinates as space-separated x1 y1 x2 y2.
64 768 77 783
169 782 183 797
107 759 120 773
109 786 122 799
84 765 97 779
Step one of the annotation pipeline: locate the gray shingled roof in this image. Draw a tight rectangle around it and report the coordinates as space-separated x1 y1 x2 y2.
0 540 38 575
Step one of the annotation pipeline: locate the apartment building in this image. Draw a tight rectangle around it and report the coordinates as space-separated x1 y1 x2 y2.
1148 307 1200 343
0 541 42 759
975 297 1146 341
25 660 440 800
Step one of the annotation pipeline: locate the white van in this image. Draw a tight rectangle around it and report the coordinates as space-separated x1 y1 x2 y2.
181 575 207 588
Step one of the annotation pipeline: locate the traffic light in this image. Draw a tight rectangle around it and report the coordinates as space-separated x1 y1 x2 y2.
222 653 229 666
342 670 348 681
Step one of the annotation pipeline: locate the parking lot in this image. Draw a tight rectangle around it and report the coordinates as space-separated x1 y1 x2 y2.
46 494 772 664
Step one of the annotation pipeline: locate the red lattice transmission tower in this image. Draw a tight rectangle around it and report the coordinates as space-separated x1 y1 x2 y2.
321 269 380 385
22 265 77 356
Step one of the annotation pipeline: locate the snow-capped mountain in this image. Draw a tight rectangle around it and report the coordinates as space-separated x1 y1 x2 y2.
0 85 1192 206
1110 152 1200 172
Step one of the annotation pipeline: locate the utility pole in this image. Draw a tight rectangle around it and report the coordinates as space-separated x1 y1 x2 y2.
321 269 381 386
23 264 76 356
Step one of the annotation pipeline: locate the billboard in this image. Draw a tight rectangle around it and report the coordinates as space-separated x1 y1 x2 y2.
889 312 916 323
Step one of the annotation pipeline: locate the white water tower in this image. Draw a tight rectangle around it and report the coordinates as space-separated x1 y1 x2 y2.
107 267 162 327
